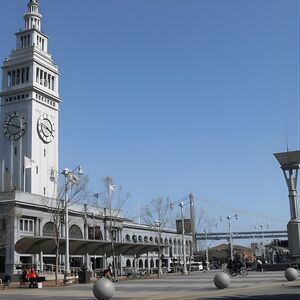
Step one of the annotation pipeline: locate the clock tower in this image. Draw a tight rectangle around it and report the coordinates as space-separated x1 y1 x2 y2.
0 0 60 198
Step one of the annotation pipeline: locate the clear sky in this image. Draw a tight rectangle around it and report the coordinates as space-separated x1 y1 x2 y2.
0 0 299 239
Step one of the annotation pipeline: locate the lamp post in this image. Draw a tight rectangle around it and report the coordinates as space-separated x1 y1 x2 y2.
179 202 187 275
61 165 83 275
221 214 239 260
203 229 208 265
256 224 269 260
155 220 161 278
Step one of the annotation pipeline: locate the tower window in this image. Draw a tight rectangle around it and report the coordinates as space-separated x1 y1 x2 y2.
12 70 15 85
36 166 38 174
7 72 11 87
26 67 29 82
51 76 55 91
21 68 25 83
43 187 46 195
16 69 20 84
44 149 46 157
36 67 39 82
14 147 17 155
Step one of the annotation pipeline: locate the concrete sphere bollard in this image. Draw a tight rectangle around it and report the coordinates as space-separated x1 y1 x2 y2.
214 272 231 289
284 267 298 281
93 278 115 300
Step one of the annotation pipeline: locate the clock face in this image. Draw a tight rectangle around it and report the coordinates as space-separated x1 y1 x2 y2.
3 112 26 140
37 114 55 143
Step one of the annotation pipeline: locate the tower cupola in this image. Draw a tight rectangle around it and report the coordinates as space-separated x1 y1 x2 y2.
24 0 42 31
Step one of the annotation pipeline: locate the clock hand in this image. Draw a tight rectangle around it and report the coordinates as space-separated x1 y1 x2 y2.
41 123 52 134
9 124 21 129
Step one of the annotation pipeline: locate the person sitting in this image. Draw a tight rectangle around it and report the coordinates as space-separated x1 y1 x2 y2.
27 268 37 288
20 268 29 286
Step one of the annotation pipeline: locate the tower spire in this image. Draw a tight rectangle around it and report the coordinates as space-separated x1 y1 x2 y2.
24 0 42 31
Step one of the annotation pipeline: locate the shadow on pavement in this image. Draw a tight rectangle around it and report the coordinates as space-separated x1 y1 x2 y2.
202 295 300 300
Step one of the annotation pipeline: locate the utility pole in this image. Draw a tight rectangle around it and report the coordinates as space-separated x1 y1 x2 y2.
189 193 197 252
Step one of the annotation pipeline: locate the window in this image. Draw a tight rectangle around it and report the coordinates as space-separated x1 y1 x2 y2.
51 76 55 91
26 67 29 82
21 68 25 83
43 187 46 195
36 166 38 174
14 147 17 155
16 69 20 84
7 72 11 87
20 219 34 233
12 70 15 85
36 68 39 82
44 149 46 157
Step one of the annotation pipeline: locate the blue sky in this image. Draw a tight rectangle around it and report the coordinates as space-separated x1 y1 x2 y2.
0 0 299 237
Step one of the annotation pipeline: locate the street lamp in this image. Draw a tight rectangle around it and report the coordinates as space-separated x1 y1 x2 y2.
256 224 269 260
203 229 209 265
179 202 187 275
61 165 83 275
155 220 161 278
221 214 239 260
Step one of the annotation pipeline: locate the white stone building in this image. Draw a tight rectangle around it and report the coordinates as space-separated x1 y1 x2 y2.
0 0 193 277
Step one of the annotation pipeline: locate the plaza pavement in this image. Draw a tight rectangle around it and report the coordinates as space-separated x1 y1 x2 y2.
0 270 300 300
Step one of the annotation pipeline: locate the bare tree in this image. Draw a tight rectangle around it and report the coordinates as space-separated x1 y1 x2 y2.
141 196 173 277
40 174 89 286
94 176 131 279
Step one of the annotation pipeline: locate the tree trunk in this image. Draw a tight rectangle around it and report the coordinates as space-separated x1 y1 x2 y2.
55 235 59 286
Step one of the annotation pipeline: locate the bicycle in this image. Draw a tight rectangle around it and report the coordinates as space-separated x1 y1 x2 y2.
225 265 248 277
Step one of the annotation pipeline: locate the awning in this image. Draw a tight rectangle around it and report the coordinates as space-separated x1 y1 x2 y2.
15 237 165 256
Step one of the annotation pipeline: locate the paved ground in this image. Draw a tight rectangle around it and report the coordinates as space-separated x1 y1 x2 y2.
0 271 300 299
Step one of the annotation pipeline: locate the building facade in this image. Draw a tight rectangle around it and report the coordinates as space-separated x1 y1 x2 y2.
0 1 193 277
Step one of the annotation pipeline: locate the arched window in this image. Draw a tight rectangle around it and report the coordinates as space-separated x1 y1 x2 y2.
139 259 143 268
138 235 143 243
155 237 158 244
42 221 55 236
150 259 154 268
155 259 159 268
132 235 137 243
144 236 149 243
69 224 83 239
145 259 148 268
126 259 131 267
149 237 154 243
125 234 130 242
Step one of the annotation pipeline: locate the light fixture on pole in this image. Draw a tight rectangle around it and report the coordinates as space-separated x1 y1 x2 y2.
220 214 239 260
61 165 83 275
155 220 161 278
256 224 269 260
274 150 300 257
179 201 187 275
203 229 208 265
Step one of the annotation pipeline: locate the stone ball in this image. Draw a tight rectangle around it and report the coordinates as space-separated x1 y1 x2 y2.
284 267 298 281
214 272 231 289
93 278 115 300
